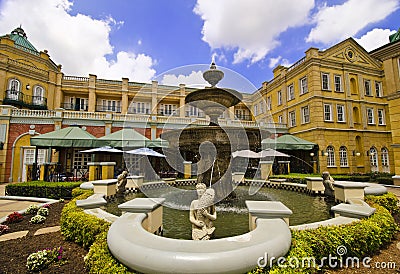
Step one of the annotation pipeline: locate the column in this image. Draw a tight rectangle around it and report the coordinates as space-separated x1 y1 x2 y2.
179 84 186 117
183 161 192 179
88 74 97 112
121 77 129 114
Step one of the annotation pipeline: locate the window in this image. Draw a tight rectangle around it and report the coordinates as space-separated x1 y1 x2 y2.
301 106 310 124
277 91 282 105
260 101 264 113
287 84 295 101
186 106 203 117
334 75 342 92
324 104 333 121
102 100 121 112
339 146 348 167
160 104 177 116
337 104 345 122
267 97 271 111
375 81 382 97
32 86 45 105
321 73 330 90
7 78 20 100
289 111 296 127
364 80 372 96
278 115 283 124
326 146 335 167
369 147 378 167
377 109 385 125
130 102 150 114
381 147 389 167
73 149 91 173
300 77 308 94
253 104 258 116
367 108 374 124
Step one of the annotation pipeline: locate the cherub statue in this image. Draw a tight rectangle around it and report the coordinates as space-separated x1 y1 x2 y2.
116 170 128 196
189 183 217 240
322 171 335 198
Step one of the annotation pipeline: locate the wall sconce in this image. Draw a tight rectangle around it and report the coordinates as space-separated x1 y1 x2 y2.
352 151 361 157
366 151 374 156
310 152 315 157
321 150 328 156
26 84 30 90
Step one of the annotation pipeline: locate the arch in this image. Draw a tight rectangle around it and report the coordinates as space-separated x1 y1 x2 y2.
33 85 45 105
350 77 357 94
7 78 21 100
339 146 348 167
369 146 378 172
326 146 335 167
381 147 390 173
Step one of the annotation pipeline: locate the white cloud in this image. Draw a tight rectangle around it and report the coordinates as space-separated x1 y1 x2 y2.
355 28 396 51
161 71 208 88
306 0 399 45
268 56 292 68
0 0 156 82
194 0 314 64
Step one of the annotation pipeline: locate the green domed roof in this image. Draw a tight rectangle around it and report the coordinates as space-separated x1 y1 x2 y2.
3 26 39 55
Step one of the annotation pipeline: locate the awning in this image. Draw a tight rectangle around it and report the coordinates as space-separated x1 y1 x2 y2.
262 135 316 150
258 148 290 158
94 128 149 148
30 127 97 147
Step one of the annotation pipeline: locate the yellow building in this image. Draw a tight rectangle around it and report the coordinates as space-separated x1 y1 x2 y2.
259 37 396 175
1 26 399 183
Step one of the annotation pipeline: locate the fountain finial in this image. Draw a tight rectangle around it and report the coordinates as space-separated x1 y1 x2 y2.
203 59 224 87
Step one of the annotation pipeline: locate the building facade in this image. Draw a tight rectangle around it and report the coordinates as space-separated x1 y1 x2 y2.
0 26 399 183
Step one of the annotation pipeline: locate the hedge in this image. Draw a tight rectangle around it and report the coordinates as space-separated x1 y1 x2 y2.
250 193 399 273
5 181 82 199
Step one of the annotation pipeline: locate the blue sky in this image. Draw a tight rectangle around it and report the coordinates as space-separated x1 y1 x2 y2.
0 0 399 93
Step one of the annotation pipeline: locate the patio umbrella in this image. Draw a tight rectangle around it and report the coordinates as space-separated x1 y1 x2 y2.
79 146 123 153
232 149 260 158
258 148 290 158
125 147 166 158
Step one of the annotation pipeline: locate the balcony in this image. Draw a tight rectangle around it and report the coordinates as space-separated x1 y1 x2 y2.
96 104 122 113
3 90 47 110
61 102 88 111
235 114 253 121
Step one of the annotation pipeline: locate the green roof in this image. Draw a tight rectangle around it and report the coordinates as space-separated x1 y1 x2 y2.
31 127 97 147
94 128 149 148
389 28 400 43
2 26 39 55
262 134 316 150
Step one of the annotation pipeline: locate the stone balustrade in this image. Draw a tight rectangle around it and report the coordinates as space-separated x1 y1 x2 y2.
333 181 366 203
92 179 118 198
306 177 325 195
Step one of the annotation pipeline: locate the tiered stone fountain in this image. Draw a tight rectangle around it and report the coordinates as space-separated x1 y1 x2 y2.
161 61 269 201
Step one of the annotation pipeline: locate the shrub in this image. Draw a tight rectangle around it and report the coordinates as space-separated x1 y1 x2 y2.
26 204 39 215
37 207 49 216
30 215 46 224
6 212 23 223
375 177 393 185
366 193 399 214
60 189 110 249
5 181 82 199
26 246 63 271
0 224 10 235
84 231 133 274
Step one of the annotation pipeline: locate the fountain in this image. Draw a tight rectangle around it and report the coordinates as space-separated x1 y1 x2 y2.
161 61 269 202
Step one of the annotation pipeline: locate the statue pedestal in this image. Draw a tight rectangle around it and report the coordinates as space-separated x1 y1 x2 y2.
306 177 325 195
92 179 117 198
246 200 292 230
333 181 365 203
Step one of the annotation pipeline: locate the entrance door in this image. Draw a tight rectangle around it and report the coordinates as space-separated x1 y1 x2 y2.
21 148 47 182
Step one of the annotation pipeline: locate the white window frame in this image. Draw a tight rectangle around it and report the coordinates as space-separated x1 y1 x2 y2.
259 101 264 113
364 79 372 96
277 91 282 105
253 104 258 116
334 75 342 92
377 109 385 125
324 104 333 121
278 115 283 124
8 78 21 100
369 147 378 167
289 111 296 127
336 104 346 122
375 81 382 97
326 146 335 167
381 147 389 167
322 73 330 90
287 84 295 101
301 106 310 124
300 77 308 95
267 97 271 111
367 108 375 124
32 86 45 105
339 146 348 167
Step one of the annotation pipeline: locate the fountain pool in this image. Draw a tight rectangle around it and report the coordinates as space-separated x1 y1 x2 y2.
103 185 334 239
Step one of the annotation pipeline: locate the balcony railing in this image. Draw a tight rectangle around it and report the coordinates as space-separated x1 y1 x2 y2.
3 90 47 110
96 104 122 113
127 107 150 114
234 114 253 121
61 102 88 111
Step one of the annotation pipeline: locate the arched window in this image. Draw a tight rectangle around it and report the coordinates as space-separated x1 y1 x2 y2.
326 146 335 167
339 146 348 167
369 147 378 167
32 86 45 105
381 147 389 167
7 78 21 100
